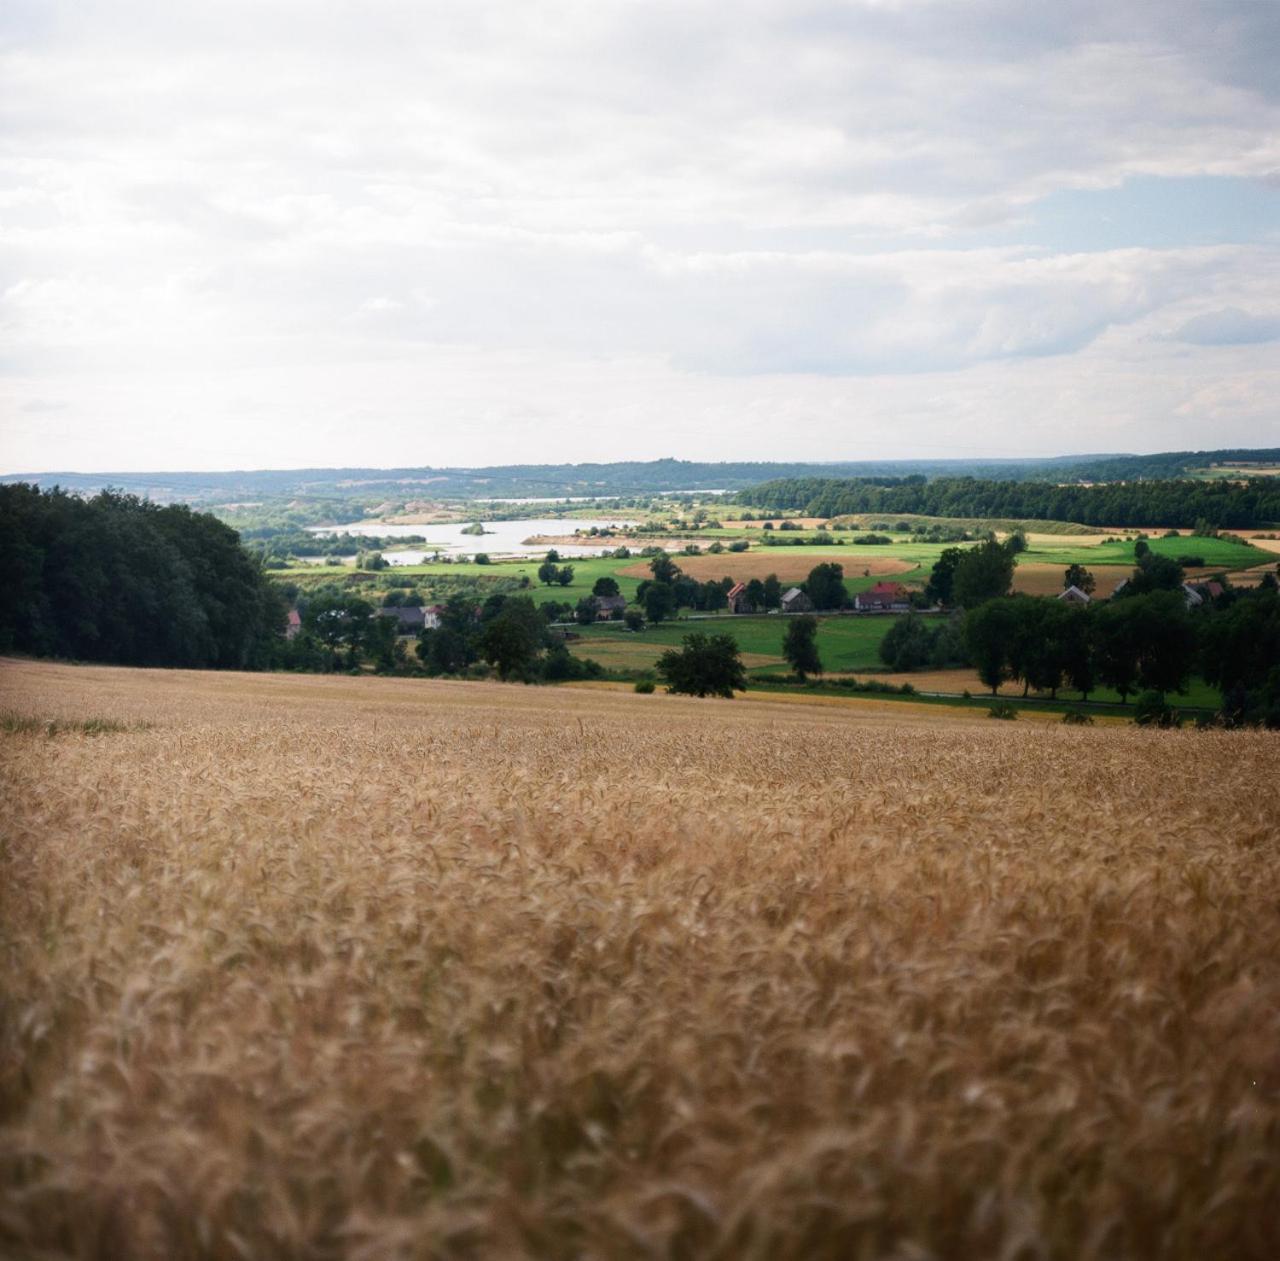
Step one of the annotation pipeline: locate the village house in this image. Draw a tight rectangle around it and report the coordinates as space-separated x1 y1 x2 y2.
592 593 628 619
780 587 814 614
854 582 910 612
1058 585 1092 605
376 605 429 634
727 581 752 613
285 608 302 639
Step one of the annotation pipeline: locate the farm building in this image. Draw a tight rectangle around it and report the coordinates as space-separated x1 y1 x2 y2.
1181 583 1204 608
727 582 752 614
592 594 628 619
1058 585 1092 605
376 606 429 634
781 587 814 613
423 606 444 630
285 609 302 639
855 582 910 612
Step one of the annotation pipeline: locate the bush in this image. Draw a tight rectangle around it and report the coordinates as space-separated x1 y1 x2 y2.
987 702 1018 720
728 540 749 553
634 679 656 694
1175 555 1205 568
1061 711 1094 725
473 553 491 565
1134 690 1182 728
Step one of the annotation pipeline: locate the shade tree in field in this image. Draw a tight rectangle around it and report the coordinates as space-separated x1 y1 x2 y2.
592 576 620 598
783 614 822 680
657 633 748 698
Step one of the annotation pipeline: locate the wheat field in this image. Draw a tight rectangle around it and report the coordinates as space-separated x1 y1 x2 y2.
1 658 1278 1260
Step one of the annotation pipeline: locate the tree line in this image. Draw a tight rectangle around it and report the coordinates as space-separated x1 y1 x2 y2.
0 484 286 668
737 475 1280 529
881 537 1280 725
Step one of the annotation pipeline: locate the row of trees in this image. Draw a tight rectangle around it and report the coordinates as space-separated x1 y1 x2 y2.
960 584 1280 720
415 594 600 682
0 484 286 668
738 475 1280 529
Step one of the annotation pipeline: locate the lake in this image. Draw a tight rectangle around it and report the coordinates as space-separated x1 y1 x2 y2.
306 517 638 560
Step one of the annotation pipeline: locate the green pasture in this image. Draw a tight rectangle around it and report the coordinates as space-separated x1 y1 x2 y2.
572 614 906 677
1020 533 1272 570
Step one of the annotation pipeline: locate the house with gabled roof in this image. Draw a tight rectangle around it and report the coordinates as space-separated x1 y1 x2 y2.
855 582 910 612
592 594 628 619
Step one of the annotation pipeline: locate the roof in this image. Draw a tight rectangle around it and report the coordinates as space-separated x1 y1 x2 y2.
286 609 302 626
781 587 807 601
377 606 427 627
1058 585 1091 602
727 582 747 598
865 581 907 596
593 594 627 611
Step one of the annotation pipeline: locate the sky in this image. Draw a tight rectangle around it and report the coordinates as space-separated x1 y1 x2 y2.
2 0 1278 473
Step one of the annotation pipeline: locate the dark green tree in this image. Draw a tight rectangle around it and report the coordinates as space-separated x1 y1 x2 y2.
803 562 846 610
305 594 373 667
592 576 621 598
744 578 766 611
649 553 681 584
643 581 676 623
657 633 748 698
783 614 823 680
879 613 934 672
762 573 783 609
925 547 965 606
952 540 1015 608
1121 553 1184 596
964 598 1020 695
479 595 546 680
1063 563 1096 595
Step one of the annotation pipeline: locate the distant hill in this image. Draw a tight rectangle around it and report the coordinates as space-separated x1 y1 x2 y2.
5 449 1278 503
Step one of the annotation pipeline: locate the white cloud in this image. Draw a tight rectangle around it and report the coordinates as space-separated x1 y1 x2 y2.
2 0 1278 470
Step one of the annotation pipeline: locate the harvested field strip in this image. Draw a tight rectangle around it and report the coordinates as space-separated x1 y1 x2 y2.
1012 563 1131 596
2 659 1278 1260
617 554 915 582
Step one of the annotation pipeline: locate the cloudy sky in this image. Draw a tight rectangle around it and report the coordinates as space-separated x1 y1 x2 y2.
2 0 1278 472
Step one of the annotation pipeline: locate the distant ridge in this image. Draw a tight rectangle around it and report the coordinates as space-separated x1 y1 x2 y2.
3 449 1277 503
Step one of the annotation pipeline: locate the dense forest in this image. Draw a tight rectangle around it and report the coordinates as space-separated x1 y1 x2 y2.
0 484 285 668
737 475 1280 528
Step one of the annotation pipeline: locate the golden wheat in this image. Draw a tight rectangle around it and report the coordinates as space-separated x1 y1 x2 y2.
1 658 1278 1260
